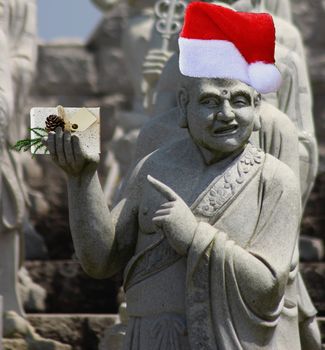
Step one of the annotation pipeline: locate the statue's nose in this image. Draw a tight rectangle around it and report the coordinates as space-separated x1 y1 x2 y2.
215 100 235 122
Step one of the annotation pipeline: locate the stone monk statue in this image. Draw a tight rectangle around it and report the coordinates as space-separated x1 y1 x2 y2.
45 76 309 350
44 3 321 349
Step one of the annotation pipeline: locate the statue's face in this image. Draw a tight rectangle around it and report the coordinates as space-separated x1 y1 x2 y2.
180 78 259 157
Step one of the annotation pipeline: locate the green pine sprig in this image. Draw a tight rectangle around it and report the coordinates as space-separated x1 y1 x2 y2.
11 127 50 158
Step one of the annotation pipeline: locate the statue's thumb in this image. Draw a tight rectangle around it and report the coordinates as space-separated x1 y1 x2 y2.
147 175 177 201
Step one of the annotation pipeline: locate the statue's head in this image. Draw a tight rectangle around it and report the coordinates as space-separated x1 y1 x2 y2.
178 77 261 157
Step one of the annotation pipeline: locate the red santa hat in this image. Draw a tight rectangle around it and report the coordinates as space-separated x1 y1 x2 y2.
179 2 282 94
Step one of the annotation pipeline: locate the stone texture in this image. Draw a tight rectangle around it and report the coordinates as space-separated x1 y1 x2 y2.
25 261 119 313
87 3 128 49
300 263 325 314
300 236 325 262
27 314 118 350
0 296 2 349
292 0 325 51
99 323 126 350
18 267 46 313
319 318 325 344
3 338 71 350
94 47 133 96
33 42 98 96
302 172 325 240
291 0 325 170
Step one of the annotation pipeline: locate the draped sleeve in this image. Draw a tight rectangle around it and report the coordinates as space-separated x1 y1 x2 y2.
186 157 301 350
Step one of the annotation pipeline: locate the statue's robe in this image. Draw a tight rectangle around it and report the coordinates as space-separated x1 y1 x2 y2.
121 140 302 349
0 0 35 316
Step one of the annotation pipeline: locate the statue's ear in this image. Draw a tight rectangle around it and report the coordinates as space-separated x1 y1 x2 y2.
253 93 262 131
177 87 189 128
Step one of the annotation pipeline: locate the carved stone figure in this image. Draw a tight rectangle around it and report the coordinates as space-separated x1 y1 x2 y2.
149 45 316 207
0 0 25 316
133 58 321 350
0 0 48 318
44 73 322 348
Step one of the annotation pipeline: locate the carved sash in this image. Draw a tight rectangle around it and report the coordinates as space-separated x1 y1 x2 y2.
191 143 265 225
124 144 265 291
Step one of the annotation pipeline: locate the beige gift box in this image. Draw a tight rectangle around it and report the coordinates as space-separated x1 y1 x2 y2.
30 107 100 156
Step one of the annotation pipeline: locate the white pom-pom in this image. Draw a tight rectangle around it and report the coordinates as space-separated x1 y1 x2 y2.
248 62 282 94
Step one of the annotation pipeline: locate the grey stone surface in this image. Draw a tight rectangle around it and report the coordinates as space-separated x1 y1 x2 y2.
23 219 48 260
291 0 325 171
301 263 325 314
46 75 320 348
3 311 71 350
33 42 98 96
3 339 71 350
95 47 133 96
24 260 119 313
0 296 2 350
99 323 126 350
18 267 46 313
300 236 325 262
28 314 118 350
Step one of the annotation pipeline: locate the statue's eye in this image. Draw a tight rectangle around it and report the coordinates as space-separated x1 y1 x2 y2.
200 97 220 107
231 96 249 107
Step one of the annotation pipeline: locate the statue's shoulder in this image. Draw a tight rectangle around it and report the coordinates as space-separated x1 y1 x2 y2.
260 102 296 132
274 16 301 40
262 153 300 193
138 136 192 172
135 107 187 161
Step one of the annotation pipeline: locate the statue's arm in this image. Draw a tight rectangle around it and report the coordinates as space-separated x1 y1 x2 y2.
45 130 139 278
190 161 301 319
231 166 300 316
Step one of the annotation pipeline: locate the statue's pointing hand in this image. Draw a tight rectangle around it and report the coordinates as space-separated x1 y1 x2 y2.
42 128 99 177
147 175 198 255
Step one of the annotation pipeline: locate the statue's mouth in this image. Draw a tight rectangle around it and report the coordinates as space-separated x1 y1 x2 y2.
213 124 238 135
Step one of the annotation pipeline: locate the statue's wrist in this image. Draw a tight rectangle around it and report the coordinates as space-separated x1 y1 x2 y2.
67 168 97 186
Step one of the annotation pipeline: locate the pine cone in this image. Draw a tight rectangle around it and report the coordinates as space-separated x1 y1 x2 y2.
45 115 65 132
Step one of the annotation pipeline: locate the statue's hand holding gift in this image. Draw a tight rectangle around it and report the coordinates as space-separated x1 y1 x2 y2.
148 175 198 255
13 106 100 177
44 126 99 178
39 107 100 177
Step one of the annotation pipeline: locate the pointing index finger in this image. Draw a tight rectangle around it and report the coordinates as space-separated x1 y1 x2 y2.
147 175 177 201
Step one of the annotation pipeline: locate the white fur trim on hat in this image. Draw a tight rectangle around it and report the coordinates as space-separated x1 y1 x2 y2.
179 38 250 85
179 37 282 94
248 62 282 94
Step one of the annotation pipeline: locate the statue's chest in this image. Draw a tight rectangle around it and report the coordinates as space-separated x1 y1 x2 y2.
137 163 224 235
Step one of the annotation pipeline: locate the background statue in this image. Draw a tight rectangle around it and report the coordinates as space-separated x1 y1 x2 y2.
0 0 25 316
0 1 70 348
